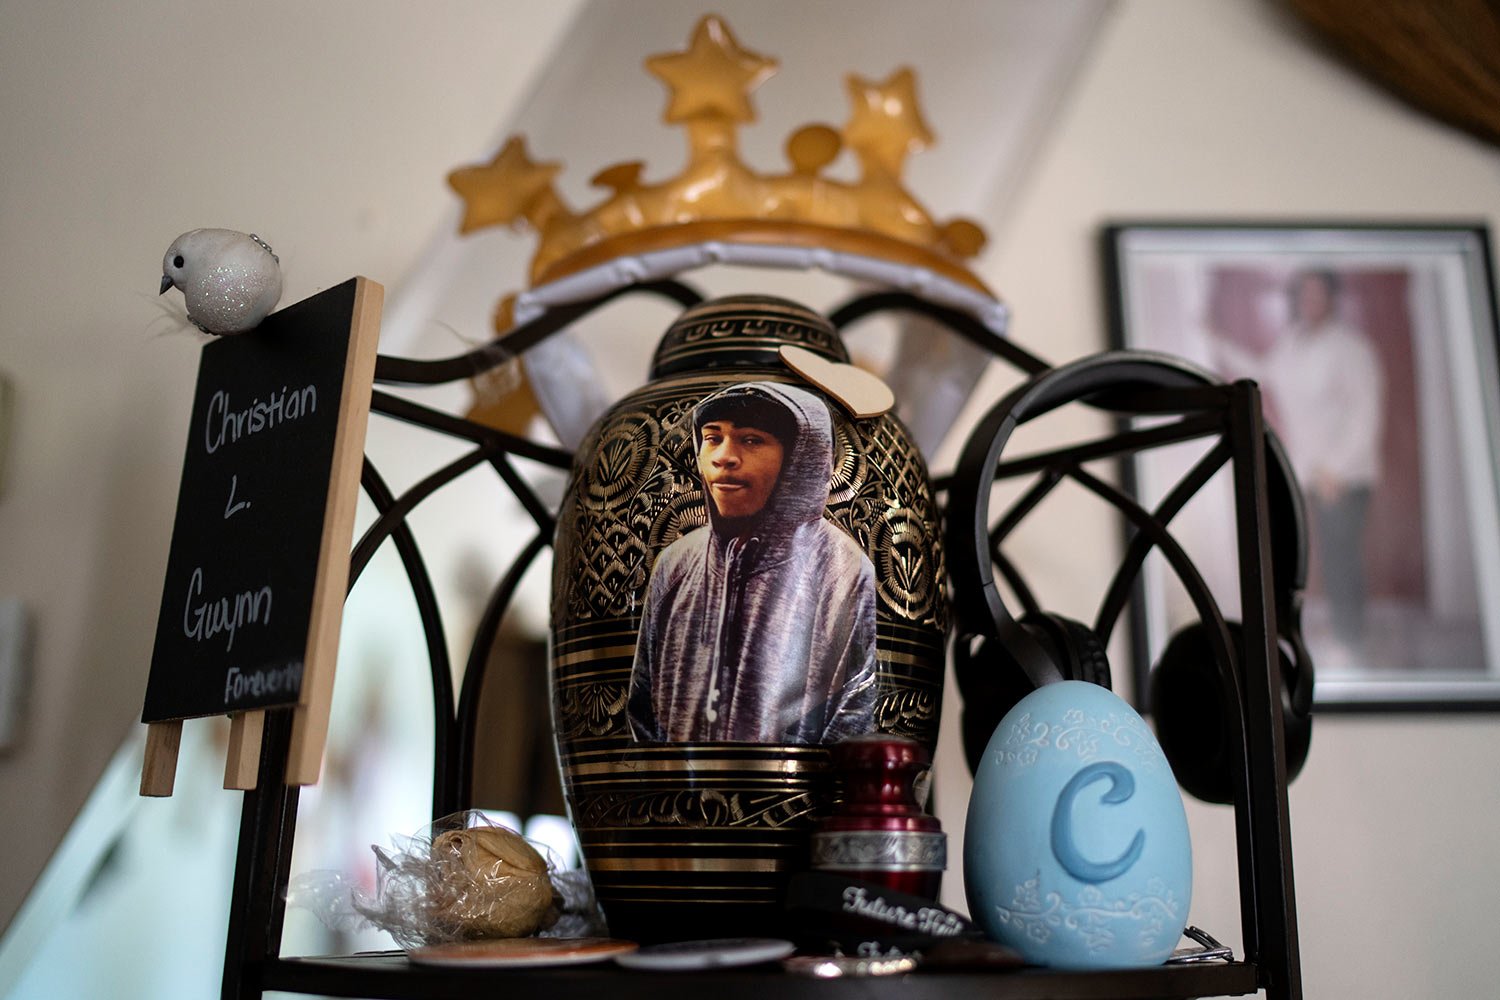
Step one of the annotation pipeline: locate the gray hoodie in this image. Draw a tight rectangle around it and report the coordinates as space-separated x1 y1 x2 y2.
628 382 878 743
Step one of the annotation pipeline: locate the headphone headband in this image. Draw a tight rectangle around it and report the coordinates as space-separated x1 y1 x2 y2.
946 350 1309 701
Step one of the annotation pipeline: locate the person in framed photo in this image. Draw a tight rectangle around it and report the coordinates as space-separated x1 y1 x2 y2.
628 381 878 744
1210 267 1386 663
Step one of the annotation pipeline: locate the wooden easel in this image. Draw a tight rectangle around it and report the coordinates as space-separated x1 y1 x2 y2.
140 277 383 796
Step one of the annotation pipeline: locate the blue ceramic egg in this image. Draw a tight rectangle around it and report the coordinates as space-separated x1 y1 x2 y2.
964 680 1191 968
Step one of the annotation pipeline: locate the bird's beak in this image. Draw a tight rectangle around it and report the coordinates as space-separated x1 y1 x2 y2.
159 274 174 295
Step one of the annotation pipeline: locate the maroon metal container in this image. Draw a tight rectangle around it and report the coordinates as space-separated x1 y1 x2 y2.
810 734 946 899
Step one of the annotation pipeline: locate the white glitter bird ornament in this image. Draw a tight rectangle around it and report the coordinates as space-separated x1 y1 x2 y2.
159 229 283 335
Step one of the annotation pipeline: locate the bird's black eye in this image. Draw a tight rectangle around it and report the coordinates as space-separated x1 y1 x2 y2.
173 255 184 268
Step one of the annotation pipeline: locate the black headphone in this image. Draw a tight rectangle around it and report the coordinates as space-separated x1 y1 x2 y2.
946 351 1313 804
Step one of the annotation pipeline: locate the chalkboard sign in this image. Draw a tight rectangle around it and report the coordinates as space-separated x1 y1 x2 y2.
141 278 380 726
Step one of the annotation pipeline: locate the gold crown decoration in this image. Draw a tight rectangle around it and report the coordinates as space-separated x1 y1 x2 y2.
448 13 991 319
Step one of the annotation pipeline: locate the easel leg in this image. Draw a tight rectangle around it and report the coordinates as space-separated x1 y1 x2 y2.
140 720 183 797
225 711 265 790
285 703 328 787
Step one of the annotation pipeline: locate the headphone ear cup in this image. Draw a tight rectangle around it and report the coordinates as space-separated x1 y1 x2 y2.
1153 622 1313 805
1151 623 1235 805
955 614 1114 776
954 633 1045 775
1021 612 1112 690
1278 642 1313 785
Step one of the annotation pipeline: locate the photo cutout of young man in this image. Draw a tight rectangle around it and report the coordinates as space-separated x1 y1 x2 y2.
628 382 878 744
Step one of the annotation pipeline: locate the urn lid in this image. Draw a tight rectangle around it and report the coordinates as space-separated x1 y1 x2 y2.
650 295 850 378
820 734 941 835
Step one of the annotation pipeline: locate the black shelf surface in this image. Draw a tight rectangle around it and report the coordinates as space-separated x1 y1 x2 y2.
264 953 1260 999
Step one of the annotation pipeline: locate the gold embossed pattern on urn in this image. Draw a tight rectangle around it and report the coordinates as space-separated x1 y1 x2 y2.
549 295 946 940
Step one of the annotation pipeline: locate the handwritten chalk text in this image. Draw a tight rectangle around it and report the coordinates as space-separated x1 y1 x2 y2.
224 661 303 707
182 567 272 652
204 384 317 454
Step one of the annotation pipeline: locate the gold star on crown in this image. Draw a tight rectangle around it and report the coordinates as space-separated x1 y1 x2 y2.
448 14 991 332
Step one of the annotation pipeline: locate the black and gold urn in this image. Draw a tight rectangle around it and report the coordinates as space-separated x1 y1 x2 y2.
549 294 947 940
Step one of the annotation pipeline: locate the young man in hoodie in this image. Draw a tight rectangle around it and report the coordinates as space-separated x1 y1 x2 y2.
628 382 878 744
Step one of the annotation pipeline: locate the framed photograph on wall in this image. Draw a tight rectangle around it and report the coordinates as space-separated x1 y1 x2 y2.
1103 223 1500 711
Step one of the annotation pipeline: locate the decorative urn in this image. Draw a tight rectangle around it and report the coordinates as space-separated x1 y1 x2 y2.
549 294 947 940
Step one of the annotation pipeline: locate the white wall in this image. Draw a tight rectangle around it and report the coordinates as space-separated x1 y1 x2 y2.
931 3 1500 998
2 1 1498 997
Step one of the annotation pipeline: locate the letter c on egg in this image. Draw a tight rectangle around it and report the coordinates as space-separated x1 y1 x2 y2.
1050 761 1146 884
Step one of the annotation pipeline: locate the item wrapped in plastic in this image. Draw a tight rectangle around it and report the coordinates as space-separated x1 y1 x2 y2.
290 812 602 948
